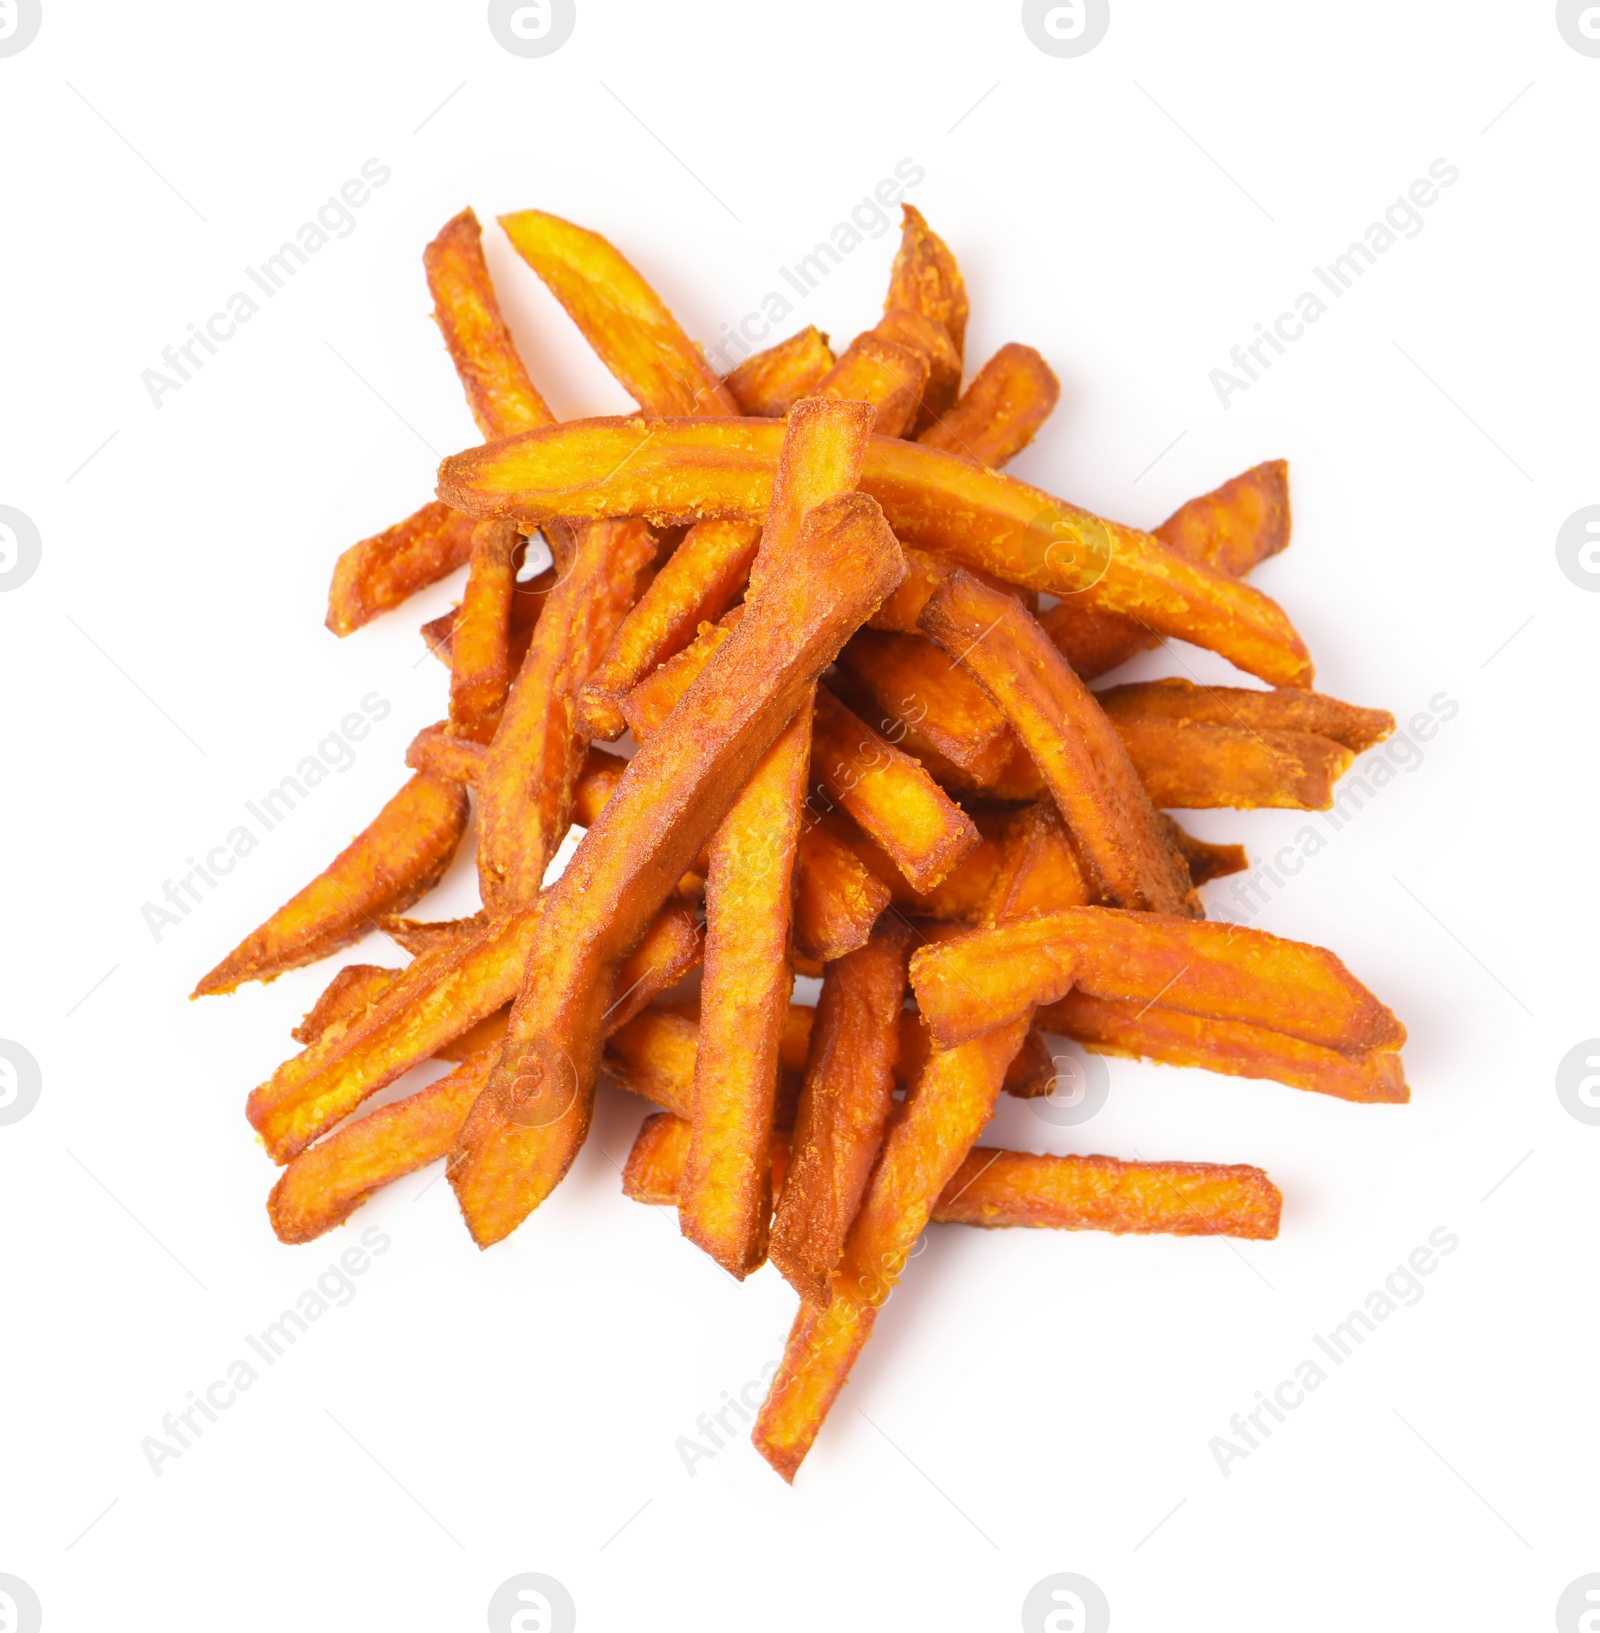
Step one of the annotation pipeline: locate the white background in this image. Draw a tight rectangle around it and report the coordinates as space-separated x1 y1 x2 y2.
1 3 1593 1629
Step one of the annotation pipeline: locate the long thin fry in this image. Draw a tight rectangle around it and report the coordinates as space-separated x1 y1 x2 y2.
436 417 1313 687
448 518 520 742
1110 717 1357 810
812 332 929 437
193 774 469 997
920 570 1195 914
885 204 969 358
447 493 906 1246
793 819 892 964
752 1017 1029 1482
911 908 1407 1055
723 326 836 416
918 342 1061 467
1096 678 1394 750
326 502 478 636
680 399 875 1277
769 918 913 1303
292 964 398 1048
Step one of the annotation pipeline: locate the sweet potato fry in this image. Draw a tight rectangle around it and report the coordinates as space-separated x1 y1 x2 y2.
571 744 630 826
436 417 1312 687
885 204 969 359
681 400 875 1278
192 774 469 997
1110 716 1357 810
980 801 1093 922
625 1112 1281 1239
918 343 1060 468
498 208 737 416
446 492 906 1246
448 518 521 742
723 326 836 416
920 572 1194 914
476 515 657 909
1041 459 1293 678
752 1017 1029 1482
872 306 963 429
579 519 761 739
267 903 703 1244
836 629 1012 782
1096 678 1394 752
248 905 544 1162
893 1010 1054 1100
1037 990 1408 1104
405 721 486 785
1164 819 1248 885
840 806 1006 922
911 908 1406 1056
809 687 979 894
421 563 555 672
813 332 929 437
423 207 553 440
378 914 480 959
326 501 478 637
292 964 398 1047
769 919 913 1302
793 819 892 964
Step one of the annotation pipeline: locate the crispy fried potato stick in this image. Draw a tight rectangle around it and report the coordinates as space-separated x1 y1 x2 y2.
752 1017 1029 1482
1164 818 1247 886
874 306 963 429
1096 678 1394 751
424 207 553 439
405 721 487 785
292 964 398 1047
723 326 837 416
810 687 979 894
680 400 875 1277
894 1010 1063 1101
448 518 521 742
841 807 1007 922
1110 717 1357 810
1042 459 1293 678
626 1112 1281 1238
920 571 1195 914
446 493 906 1246
579 518 762 740
836 628 1012 782
266 903 702 1244
192 774 469 998
436 417 1312 687
326 502 478 637
476 515 657 908
885 204 969 359
980 801 1093 922
813 332 929 437
499 208 737 416
793 819 892 964
1037 991 1408 1104
422 564 555 672
918 343 1061 468
769 919 914 1303
912 908 1406 1055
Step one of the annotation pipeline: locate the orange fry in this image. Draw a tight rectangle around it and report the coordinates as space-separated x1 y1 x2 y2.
810 687 979 895
895 1011 1077 1102
769 919 913 1303
1110 716 1357 810
980 801 1093 922
723 326 836 416
1037 990 1408 1104
476 515 657 909
681 399 875 1278
448 518 520 742
405 721 486 785
498 208 737 416
918 343 1060 468
813 332 929 437
1042 459 1293 678
579 518 761 740
920 571 1195 914
793 819 892 964
423 206 552 440
911 908 1406 1056
447 492 906 1246
326 501 477 637
624 1112 1280 1239
292 964 398 1048
267 903 702 1244
1096 678 1394 751
436 417 1312 687
752 1017 1029 1482
192 774 468 998
884 204 969 359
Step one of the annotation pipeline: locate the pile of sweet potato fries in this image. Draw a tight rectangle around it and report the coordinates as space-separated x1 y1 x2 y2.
196 202 1406 1481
